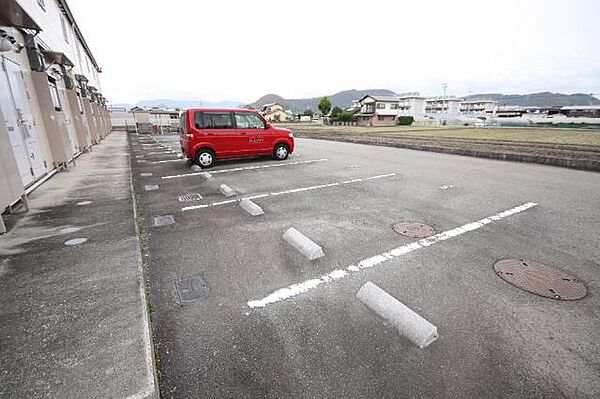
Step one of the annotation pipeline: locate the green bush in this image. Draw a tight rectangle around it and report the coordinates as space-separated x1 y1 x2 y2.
336 112 356 122
331 106 343 119
397 116 414 126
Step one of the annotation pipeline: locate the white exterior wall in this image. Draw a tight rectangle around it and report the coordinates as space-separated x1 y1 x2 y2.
375 102 399 116
397 97 425 117
0 28 56 172
447 100 461 115
109 110 135 128
15 0 102 89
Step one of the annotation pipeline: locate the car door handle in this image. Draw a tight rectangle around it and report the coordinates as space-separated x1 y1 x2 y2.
240 132 247 135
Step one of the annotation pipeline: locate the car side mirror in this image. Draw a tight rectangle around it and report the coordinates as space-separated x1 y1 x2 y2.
264 122 271 129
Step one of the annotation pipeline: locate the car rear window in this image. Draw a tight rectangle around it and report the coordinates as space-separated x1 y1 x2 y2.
199 112 233 129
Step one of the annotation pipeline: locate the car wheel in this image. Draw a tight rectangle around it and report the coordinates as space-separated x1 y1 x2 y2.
195 148 215 168
273 143 289 160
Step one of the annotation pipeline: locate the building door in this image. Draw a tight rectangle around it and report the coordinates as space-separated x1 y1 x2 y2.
0 57 46 186
76 91 92 146
55 80 79 156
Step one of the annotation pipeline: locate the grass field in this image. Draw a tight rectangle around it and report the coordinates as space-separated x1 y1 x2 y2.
282 124 600 147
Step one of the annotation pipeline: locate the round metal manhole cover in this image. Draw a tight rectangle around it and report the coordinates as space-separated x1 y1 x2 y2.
392 221 435 238
494 259 586 300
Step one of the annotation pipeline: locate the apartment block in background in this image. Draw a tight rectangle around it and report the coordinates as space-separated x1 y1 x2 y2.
424 96 462 117
460 99 498 116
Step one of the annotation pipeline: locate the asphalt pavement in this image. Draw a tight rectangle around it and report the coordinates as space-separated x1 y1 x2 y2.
131 133 600 398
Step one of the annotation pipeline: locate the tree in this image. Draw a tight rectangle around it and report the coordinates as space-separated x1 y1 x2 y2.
318 96 332 115
303 109 314 117
331 106 343 119
273 114 281 122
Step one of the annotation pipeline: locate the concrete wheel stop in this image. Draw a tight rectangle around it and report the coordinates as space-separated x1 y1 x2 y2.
356 281 438 348
219 184 236 197
282 227 324 260
239 199 264 216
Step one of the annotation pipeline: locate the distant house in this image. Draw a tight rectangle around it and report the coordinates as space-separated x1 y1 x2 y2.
355 95 399 126
261 103 291 122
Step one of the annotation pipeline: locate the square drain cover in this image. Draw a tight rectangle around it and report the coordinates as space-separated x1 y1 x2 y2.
174 275 208 304
178 193 203 202
153 215 175 227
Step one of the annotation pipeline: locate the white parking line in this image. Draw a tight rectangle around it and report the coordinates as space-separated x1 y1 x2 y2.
162 158 328 180
181 173 396 211
151 159 184 164
246 202 538 309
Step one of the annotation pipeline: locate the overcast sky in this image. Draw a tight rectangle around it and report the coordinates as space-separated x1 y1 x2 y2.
69 0 600 104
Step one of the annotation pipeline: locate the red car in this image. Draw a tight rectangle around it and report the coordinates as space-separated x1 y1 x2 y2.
179 108 295 168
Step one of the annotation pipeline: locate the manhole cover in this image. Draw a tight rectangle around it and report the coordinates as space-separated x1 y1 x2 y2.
494 259 586 300
174 275 208 304
392 221 435 238
153 215 175 227
178 193 203 202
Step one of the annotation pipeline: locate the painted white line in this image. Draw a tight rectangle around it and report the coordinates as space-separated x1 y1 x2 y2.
147 151 174 155
151 159 184 164
246 202 538 309
181 173 396 211
162 158 328 180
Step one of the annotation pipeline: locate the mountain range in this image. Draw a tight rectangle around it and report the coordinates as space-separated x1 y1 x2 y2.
247 89 396 112
249 90 599 111
111 91 599 112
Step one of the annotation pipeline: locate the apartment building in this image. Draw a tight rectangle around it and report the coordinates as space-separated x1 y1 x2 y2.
1 0 109 233
460 99 498 116
424 96 462 116
396 92 426 117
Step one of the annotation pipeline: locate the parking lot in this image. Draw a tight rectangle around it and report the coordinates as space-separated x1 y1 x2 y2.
129 133 600 398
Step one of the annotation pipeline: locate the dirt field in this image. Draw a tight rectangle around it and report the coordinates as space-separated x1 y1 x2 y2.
281 124 600 171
